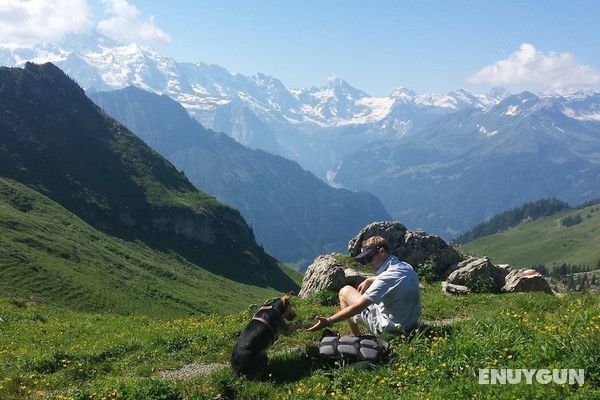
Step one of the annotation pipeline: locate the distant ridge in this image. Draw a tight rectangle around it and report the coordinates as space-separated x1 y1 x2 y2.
454 198 570 244
461 202 600 271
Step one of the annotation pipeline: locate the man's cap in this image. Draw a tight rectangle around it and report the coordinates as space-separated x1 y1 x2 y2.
354 245 379 261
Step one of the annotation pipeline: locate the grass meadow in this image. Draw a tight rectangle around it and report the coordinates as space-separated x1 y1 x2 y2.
462 204 600 270
0 284 598 399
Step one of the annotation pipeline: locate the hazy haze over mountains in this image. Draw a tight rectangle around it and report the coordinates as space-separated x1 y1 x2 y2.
334 91 600 235
89 86 391 268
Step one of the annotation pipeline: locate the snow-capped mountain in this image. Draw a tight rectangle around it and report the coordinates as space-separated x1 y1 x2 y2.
0 33 506 131
0 33 518 179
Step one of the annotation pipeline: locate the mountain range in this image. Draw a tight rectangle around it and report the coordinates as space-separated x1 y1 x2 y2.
334 91 600 235
89 86 390 267
0 33 507 164
3 33 600 238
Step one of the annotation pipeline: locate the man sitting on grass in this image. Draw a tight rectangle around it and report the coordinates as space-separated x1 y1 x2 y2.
307 236 421 335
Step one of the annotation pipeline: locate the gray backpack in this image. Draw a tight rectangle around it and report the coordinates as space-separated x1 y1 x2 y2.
319 329 390 366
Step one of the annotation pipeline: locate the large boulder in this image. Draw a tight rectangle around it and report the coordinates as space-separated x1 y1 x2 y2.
446 257 509 293
348 221 408 255
348 221 461 279
298 254 370 298
502 269 554 295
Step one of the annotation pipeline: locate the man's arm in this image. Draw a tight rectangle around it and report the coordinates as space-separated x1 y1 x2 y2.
307 295 371 331
357 276 376 294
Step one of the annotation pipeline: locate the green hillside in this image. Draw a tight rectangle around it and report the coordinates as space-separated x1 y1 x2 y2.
461 204 600 270
454 198 571 244
0 63 299 292
0 177 300 317
1 286 598 399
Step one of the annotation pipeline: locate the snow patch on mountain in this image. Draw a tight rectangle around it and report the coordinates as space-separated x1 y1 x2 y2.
562 107 600 121
505 105 519 116
349 96 396 124
477 124 498 137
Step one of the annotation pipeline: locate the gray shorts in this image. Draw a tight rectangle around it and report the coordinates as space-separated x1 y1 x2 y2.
352 303 399 334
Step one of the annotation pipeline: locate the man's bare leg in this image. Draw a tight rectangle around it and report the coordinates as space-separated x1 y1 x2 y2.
339 285 363 335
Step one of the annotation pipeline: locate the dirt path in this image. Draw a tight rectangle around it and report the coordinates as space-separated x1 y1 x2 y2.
158 362 227 380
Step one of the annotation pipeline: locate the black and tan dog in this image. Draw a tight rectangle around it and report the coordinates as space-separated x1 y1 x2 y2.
231 293 302 379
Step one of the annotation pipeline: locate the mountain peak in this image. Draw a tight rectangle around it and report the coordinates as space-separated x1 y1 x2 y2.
389 87 417 98
321 76 365 95
104 42 151 56
251 71 286 88
325 75 345 86
487 86 510 99
18 62 86 97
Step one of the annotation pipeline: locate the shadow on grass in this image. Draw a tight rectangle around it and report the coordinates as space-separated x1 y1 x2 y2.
267 344 327 384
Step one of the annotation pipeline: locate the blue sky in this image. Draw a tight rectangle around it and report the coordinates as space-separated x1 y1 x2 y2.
130 0 600 95
4 0 600 95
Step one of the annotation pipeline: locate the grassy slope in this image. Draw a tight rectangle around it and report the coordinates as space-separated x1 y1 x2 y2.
461 204 600 269
0 177 292 318
0 286 598 399
0 63 297 293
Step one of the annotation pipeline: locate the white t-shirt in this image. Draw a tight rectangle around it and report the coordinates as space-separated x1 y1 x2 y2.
362 255 421 331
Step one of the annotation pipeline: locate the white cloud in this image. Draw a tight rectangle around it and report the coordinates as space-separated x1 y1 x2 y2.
469 43 600 90
97 0 170 45
0 0 91 47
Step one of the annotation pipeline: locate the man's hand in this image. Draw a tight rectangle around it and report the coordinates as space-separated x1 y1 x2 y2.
282 320 307 335
306 316 330 332
357 277 376 294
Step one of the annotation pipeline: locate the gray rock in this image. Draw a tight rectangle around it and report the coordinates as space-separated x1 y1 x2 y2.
501 269 554 295
441 281 471 296
299 254 370 298
344 268 369 288
446 257 509 293
443 256 478 279
348 221 461 279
